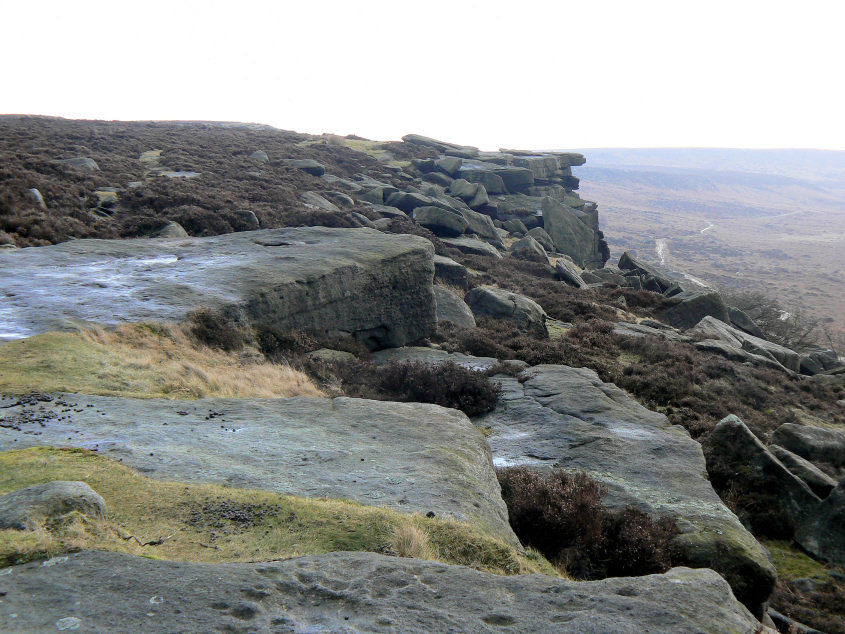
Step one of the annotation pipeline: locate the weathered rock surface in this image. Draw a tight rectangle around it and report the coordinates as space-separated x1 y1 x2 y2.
55 156 99 170
704 416 821 525
0 393 516 545
772 423 845 478
618 251 675 293
614 321 689 342
413 205 468 237
0 481 106 530
433 255 468 290
555 258 587 288
465 286 548 338
440 236 502 258
299 190 340 211
248 149 269 163
152 221 189 239
0 551 768 634
475 364 777 612
729 307 766 339
281 158 325 176
510 235 548 263
795 480 845 565
459 168 507 195
691 316 799 372
541 197 607 269
0 227 436 349
525 226 555 252
434 285 475 330
402 133 479 157
770 445 838 498
658 292 731 330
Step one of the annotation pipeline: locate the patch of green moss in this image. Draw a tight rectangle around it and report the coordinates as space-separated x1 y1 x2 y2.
764 540 832 582
0 448 555 576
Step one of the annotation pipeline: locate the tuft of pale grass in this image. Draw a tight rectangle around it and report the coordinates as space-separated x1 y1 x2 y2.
392 522 435 560
0 323 324 399
436 281 468 300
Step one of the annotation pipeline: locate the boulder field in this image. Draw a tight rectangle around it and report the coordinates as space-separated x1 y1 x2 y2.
376 348 777 614
0 551 767 633
0 227 436 350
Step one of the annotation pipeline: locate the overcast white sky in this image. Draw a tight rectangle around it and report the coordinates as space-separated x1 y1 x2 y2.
3 0 845 151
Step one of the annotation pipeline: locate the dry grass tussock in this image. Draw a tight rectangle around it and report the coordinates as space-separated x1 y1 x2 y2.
392 522 435 560
0 322 324 399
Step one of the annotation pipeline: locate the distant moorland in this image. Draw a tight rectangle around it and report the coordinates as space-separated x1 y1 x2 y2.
576 148 845 341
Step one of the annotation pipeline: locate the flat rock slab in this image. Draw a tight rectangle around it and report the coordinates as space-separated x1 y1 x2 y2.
0 393 515 545
0 227 435 349
474 363 776 611
0 551 766 633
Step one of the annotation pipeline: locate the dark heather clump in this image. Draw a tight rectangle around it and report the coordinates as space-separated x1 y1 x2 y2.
496 467 677 579
306 359 502 418
186 308 246 352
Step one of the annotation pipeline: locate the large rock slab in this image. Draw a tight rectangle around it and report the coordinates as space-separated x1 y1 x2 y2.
618 251 675 293
770 445 838 498
475 364 777 613
0 481 106 530
690 316 800 372
772 423 845 478
0 550 769 633
704 416 821 525
0 393 516 545
795 480 845 565
0 227 436 350
465 286 548 338
440 236 503 258
434 286 476 329
541 197 608 269
658 292 731 330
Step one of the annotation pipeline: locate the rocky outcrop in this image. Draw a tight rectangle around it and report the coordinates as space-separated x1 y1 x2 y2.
510 235 548 263
704 416 821 525
555 258 587 288
770 445 838 498
433 285 475 330
440 236 502 258
281 158 325 176
0 393 516 546
772 423 845 478
413 206 468 237
0 481 106 530
541 197 609 269
658 292 731 330
618 251 676 293
795 480 845 565
0 551 768 633
433 255 468 290
690 316 800 372
475 364 777 613
465 286 548 338
0 227 436 350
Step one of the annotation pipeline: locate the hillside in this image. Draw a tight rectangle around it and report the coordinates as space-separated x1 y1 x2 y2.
1 118 844 633
576 149 845 341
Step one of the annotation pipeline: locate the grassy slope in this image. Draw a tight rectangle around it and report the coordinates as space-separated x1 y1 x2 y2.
0 323 323 399
0 447 555 576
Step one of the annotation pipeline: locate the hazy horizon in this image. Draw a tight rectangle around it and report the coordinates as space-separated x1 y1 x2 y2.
4 1 845 151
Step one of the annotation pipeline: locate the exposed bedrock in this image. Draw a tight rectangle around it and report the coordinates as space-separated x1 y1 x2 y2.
476 364 776 614
0 393 516 546
0 551 769 633
0 227 436 350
